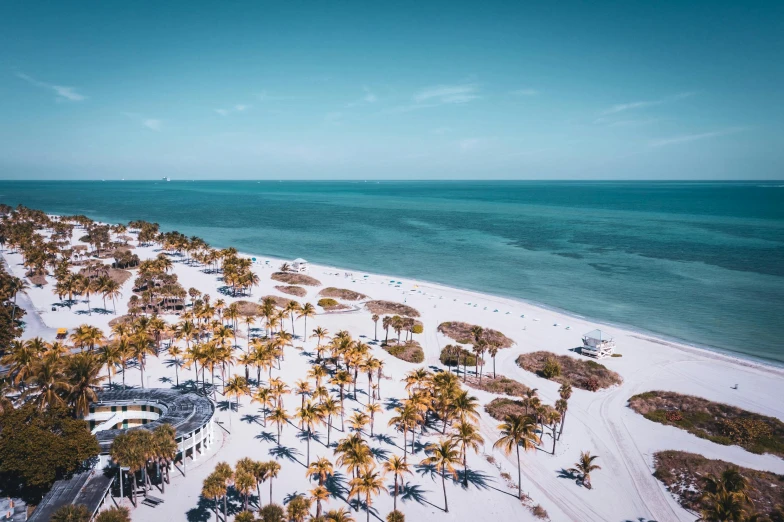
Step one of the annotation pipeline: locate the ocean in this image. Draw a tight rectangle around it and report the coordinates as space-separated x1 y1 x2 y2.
1 180 782 363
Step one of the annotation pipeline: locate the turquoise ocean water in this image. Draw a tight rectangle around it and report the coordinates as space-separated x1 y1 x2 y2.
1 181 782 364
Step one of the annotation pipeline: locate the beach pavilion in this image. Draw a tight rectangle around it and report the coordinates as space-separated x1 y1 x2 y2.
292 258 309 272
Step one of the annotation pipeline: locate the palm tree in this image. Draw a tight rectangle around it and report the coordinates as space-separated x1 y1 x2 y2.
493 415 540 500
202 473 225 522
235 468 257 512
311 485 330 519
420 439 461 512
700 489 748 522
371 314 379 341
224 375 250 412
558 383 572 439
269 406 290 445
385 511 404 522
66 352 106 417
285 301 300 336
298 302 316 338
319 396 341 445
297 401 322 464
307 456 334 486
112 431 147 507
450 421 484 486
324 508 355 522
365 402 381 436
102 278 123 314
569 451 601 489
331 370 353 431
152 424 178 489
382 456 411 512
167 344 183 387
349 465 386 522
25 357 69 410
213 462 234 520
266 460 281 505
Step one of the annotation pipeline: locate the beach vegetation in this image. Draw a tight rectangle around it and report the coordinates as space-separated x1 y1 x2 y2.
51 504 91 522
274 284 307 297
653 450 784 520
629 391 784 457
383 340 424 363
437 321 514 348
270 271 321 286
365 300 420 317
541 357 562 378
464 374 531 396
516 351 622 391
94 506 131 522
318 287 368 301
318 297 339 307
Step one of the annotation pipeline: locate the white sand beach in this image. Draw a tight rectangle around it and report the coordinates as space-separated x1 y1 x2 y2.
5 221 784 522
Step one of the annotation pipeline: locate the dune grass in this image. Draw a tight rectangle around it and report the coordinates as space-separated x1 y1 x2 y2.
318 287 368 301
383 340 424 363
630 391 784 457
270 272 321 286
653 450 784 518
437 321 514 348
275 285 307 297
516 351 622 391
365 300 420 317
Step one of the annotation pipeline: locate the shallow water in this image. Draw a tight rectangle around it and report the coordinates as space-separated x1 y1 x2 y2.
1 180 782 363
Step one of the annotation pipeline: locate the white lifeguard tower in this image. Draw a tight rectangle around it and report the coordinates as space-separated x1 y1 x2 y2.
581 329 615 358
292 258 309 273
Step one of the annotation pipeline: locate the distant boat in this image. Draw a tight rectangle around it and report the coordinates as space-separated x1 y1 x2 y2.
162 177 170 182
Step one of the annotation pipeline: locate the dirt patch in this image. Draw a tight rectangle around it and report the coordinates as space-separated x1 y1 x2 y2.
261 295 301 309
270 272 321 286
464 375 532 397
437 321 514 348
318 287 368 301
516 351 622 391
653 450 784 518
365 300 420 317
383 340 424 363
275 285 307 297
630 391 784 457
235 300 263 316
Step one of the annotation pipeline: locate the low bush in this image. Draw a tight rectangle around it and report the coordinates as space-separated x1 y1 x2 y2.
384 340 424 363
317 298 339 308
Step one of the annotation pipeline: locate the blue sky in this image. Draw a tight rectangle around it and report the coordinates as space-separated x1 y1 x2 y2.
1 1 782 180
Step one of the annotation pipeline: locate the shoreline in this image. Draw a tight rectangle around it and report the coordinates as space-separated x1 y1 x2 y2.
9 211 783 374
232 249 784 376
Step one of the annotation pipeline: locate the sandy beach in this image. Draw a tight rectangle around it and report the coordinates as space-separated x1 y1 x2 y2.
5 221 784 522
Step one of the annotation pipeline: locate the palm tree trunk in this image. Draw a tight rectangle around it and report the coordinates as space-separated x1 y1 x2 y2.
393 475 398 511
558 411 566 440
269 477 273 505
516 445 522 500
442 471 448 512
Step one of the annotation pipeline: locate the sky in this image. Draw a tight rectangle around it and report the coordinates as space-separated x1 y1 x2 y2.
0 1 782 180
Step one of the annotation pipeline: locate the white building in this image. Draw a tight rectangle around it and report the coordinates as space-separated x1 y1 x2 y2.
581 329 616 358
292 258 309 273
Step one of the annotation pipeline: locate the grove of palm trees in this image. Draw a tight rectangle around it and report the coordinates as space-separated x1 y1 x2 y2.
2 204 782 522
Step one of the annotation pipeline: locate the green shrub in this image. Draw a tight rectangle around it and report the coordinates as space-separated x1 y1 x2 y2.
317 298 338 307
541 357 562 379
412 324 423 335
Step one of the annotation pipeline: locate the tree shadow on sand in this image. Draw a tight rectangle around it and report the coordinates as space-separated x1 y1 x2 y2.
241 414 263 426
456 468 493 490
383 398 402 411
268 445 304 466
216 400 238 413
255 431 277 444
186 495 213 522
324 471 350 500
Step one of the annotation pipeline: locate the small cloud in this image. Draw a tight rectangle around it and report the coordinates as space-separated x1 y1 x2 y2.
123 112 162 131
15 72 87 102
215 104 251 116
143 119 162 132
599 91 695 116
648 127 746 148
324 112 343 125
458 138 483 151
345 86 378 108
510 88 539 96
415 84 479 104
